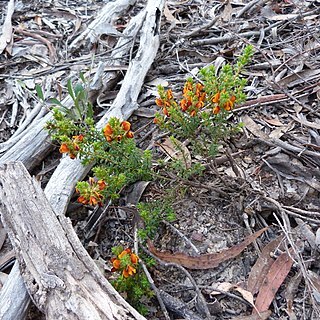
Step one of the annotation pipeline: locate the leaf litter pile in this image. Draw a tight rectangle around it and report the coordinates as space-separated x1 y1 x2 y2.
1 0 320 319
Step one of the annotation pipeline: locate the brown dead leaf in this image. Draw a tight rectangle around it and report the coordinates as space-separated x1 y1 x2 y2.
164 3 179 24
231 310 271 320
155 137 192 169
221 1 233 22
148 227 267 270
235 286 255 308
208 282 255 308
241 115 269 140
263 117 283 126
247 235 284 295
254 251 293 313
277 69 320 88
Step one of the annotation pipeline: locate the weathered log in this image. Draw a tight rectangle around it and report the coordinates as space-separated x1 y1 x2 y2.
0 0 138 170
0 162 146 320
0 262 30 320
69 0 137 49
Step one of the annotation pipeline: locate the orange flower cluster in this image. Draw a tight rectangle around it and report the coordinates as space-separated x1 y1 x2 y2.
155 89 176 116
77 177 107 206
111 248 139 278
180 81 206 117
212 91 236 115
103 120 134 142
59 134 84 159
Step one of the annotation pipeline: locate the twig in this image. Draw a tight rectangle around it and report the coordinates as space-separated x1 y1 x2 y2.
185 16 219 38
15 27 57 62
236 0 265 18
283 206 320 217
139 243 211 319
162 220 200 255
140 261 170 320
191 21 284 46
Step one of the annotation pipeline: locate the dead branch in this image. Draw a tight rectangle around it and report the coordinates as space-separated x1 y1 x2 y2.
0 162 146 320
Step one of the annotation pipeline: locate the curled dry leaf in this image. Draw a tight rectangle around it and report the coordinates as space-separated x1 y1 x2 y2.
148 227 268 270
155 137 192 169
208 282 255 308
254 251 293 313
247 235 284 295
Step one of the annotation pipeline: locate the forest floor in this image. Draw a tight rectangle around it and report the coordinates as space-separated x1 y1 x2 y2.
1 0 320 319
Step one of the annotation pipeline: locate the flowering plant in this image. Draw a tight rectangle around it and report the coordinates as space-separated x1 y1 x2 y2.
154 45 254 158
45 79 151 205
111 247 139 278
110 246 153 315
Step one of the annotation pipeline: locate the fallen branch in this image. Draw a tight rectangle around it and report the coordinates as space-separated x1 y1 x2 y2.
0 162 146 320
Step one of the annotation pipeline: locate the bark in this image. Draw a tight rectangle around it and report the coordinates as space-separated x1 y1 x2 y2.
0 262 30 320
0 162 146 320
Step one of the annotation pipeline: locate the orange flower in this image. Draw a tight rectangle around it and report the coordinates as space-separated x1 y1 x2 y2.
89 196 98 206
126 131 134 138
183 81 193 95
106 135 112 142
112 258 121 270
195 83 204 96
180 99 189 111
77 196 88 205
104 124 113 137
163 107 169 116
190 110 196 117
123 265 136 278
223 96 236 111
110 248 139 278
73 134 84 142
166 89 173 100
98 180 106 190
131 253 139 264
121 121 131 131
224 100 233 111
212 92 220 103
195 100 204 109
155 98 163 106
119 248 131 259
213 106 221 114
59 143 69 154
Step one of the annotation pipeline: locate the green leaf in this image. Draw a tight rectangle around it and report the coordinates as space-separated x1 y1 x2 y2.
35 84 45 101
67 79 75 101
49 98 64 107
74 83 84 97
79 71 86 83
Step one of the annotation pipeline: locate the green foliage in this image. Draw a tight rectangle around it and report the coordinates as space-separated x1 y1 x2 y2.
111 272 154 315
154 45 254 159
110 247 154 315
44 77 152 206
137 200 176 241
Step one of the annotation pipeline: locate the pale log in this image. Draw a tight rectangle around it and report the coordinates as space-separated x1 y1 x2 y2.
0 162 146 320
